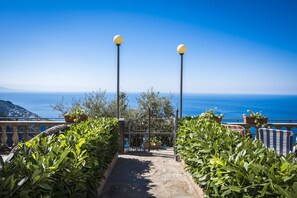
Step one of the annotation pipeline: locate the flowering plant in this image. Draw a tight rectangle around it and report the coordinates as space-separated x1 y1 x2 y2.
243 110 268 127
200 108 223 122
64 106 88 122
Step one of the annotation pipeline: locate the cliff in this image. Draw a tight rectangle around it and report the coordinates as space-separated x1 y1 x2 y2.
0 100 40 119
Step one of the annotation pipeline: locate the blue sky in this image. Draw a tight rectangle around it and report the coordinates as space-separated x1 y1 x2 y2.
0 0 296 94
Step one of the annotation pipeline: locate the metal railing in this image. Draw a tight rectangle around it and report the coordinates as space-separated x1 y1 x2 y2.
222 118 297 123
123 109 176 151
225 122 297 143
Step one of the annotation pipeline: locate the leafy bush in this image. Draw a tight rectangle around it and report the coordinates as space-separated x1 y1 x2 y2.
0 118 118 197
176 117 297 197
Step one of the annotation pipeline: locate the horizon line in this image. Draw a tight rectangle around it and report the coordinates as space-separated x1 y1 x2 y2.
0 90 297 96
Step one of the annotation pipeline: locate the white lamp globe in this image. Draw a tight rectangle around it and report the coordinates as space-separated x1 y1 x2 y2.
177 44 186 54
114 35 123 45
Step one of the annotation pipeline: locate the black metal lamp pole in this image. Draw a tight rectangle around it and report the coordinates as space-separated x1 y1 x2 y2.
180 53 184 119
116 44 120 119
177 44 186 119
114 35 123 119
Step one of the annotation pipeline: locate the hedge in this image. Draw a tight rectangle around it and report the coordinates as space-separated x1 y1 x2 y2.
0 118 118 197
176 117 297 197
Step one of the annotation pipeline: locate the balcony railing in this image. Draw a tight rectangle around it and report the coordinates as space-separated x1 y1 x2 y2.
1 119 297 152
224 122 297 143
226 122 297 131
0 121 65 151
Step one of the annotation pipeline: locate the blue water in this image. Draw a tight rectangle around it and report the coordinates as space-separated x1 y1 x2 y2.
0 92 297 122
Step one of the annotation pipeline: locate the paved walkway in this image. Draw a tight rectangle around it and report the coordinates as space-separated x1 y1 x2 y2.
100 148 202 198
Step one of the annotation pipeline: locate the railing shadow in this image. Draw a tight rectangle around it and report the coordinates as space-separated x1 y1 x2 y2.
124 149 175 159
100 156 155 198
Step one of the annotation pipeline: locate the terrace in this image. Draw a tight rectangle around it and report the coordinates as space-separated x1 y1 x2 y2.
0 116 297 197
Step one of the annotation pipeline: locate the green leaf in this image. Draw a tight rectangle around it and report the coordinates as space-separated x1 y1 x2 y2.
247 173 255 181
293 182 297 194
31 170 42 184
213 184 219 195
38 183 52 191
228 185 242 193
19 190 30 198
32 175 41 185
221 189 231 196
280 161 290 172
3 175 13 188
243 162 248 172
222 166 237 172
274 184 289 197
10 175 16 191
261 183 269 197
198 175 207 181
75 138 86 151
50 147 70 170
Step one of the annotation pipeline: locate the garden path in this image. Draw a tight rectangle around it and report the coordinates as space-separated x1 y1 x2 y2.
100 148 203 198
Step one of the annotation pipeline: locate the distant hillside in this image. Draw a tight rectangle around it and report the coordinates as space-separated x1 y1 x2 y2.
0 87 12 91
0 100 40 119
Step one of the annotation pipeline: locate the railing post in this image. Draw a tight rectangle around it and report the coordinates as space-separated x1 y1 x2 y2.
118 118 125 154
1 125 8 150
35 125 40 135
148 108 151 152
24 125 29 142
174 108 179 161
12 126 19 147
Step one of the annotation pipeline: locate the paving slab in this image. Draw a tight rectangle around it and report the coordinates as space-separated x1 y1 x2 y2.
100 148 202 198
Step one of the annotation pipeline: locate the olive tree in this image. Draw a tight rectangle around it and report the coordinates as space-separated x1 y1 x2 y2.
137 88 174 118
52 90 131 118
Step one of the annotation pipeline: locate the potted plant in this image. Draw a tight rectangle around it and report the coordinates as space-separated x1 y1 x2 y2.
199 108 224 123
51 100 88 123
64 106 88 123
243 110 268 127
144 136 162 149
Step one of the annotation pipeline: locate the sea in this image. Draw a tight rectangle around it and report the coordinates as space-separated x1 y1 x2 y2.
0 92 296 123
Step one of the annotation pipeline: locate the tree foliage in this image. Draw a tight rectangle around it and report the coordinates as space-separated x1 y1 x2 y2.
137 88 174 119
51 90 132 118
52 88 175 120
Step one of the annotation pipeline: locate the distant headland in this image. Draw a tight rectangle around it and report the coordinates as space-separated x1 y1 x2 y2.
0 100 40 119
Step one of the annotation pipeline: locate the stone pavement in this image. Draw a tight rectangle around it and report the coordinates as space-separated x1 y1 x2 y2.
100 148 203 198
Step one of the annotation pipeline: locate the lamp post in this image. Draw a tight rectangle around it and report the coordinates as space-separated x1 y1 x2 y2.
114 35 123 119
177 44 186 119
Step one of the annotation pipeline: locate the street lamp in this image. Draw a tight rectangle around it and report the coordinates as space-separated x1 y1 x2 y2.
177 44 186 119
114 35 123 119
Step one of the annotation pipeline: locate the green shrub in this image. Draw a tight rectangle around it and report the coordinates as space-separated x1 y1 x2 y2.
0 118 118 197
176 117 297 197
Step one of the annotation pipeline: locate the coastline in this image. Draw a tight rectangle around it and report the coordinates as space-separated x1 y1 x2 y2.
0 92 297 121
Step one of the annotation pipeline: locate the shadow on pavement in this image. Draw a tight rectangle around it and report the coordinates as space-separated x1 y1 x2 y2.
124 150 174 159
100 156 155 198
